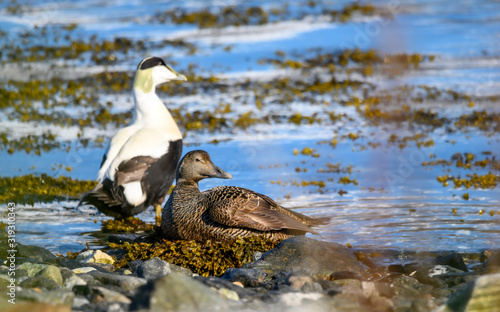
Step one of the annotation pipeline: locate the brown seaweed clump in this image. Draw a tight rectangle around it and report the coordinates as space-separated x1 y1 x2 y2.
109 235 279 276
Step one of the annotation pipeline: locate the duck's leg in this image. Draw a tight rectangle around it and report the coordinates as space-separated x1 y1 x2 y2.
155 204 162 226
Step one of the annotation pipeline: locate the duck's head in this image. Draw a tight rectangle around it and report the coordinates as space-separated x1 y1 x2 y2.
134 56 187 93
177 150 232 183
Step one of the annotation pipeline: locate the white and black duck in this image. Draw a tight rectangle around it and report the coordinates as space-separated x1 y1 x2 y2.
80 57 186 220
162 150 330 242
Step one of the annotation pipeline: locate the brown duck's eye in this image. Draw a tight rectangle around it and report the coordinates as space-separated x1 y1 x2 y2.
195 158 201 162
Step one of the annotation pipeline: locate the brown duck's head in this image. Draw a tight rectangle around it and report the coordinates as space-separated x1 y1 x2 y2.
176 150 232 183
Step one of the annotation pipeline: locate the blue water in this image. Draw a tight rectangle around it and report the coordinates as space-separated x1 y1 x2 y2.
1 0 499 254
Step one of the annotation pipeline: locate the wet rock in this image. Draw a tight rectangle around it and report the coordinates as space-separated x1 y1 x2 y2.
441 273 500 312
388 264 409 274
194 276 252 300
89 286 132 304
108 234 142 244
248 236 365 277
287 275 314 291
435 253 468 272
392 275 433 298
136 257 192 280
3 302 71 312
330 271 363 280
20 275 60 290
18 262 49 277
72 267 96 274
17 288 74 307
279 291 323 306
127 260 143 273
63 274 87 290
15 244 57 262
88 271 147 292
221 268 267 287
38 265 63 286
484 251 500 273
73 295 91 309
130 272 229 312
76 250 115 265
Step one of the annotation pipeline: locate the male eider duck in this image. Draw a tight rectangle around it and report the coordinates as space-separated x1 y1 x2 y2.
162 150 330 242
80 57 186 221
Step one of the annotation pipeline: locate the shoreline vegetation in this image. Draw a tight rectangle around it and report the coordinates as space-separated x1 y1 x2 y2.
1 0 500 310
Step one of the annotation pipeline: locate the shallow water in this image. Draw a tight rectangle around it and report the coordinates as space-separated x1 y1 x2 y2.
1 0 500 255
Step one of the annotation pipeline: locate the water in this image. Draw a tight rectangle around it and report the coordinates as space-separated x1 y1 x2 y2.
1 0 500 255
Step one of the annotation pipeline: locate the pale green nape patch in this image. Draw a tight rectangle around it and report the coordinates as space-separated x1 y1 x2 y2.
133 67 154 93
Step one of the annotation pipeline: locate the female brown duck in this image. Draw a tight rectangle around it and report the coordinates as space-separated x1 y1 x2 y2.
162 150 330 242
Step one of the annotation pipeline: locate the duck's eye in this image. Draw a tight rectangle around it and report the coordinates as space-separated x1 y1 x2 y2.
195 158 201 162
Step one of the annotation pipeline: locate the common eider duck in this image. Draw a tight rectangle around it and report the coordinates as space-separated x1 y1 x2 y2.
80 57 186 221
162 150 330 242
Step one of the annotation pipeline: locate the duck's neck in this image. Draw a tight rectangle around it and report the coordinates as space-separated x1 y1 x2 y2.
132 88 182 138
175 180 201 192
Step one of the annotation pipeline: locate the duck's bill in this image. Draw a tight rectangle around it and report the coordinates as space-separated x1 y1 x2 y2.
174 74 187 81
210 164 232 179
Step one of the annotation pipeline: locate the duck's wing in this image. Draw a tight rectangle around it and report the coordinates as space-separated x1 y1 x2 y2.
205 186 316 234
115 156 157 186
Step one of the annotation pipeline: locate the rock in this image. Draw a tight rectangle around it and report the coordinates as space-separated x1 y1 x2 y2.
130 272 229 312
484 251 500 273
90 286 132 304
392 275 433 298
38 265 63 286
441 273 500 312
17 288 74 307
63 274 87 290
127 260 143 273
15 244 57 262
20 275 60 290
279 292 323 306
253 236 365 277
288 275 314 291
18 263 49 277
330 271 363 280
73 295 91 309
76 250 115 265
3 302 71 312
72 267 96 274
435 253 468 272
137 257 192 280
88 271 147 292
108 234 142 244
194 276 251 300
221 268 267 287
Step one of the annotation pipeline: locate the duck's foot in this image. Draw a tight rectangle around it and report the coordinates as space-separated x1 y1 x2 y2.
155 204 162 226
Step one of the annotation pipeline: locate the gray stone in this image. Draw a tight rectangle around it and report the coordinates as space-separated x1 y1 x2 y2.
392 275 433 298
137 257 171 280
137 257 192 280
15 244 57 262
435 253 468 272
131 272 229 312
221 268 268 287
88 271 147 291
18 262 49 277
20 275 60 290
442 273 500 312
484 251 500 273
17 288 75 307
38 265 63 286
249 236 366 277
63 274 87 290
73 295 90 309
90 286 132 304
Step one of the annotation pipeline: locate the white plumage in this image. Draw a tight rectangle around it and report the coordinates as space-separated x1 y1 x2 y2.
80 57 186 220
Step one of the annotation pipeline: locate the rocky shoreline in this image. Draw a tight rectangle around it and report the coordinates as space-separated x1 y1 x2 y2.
1 228 500 312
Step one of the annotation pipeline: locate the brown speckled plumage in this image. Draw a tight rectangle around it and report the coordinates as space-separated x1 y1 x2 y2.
161 150 330 242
